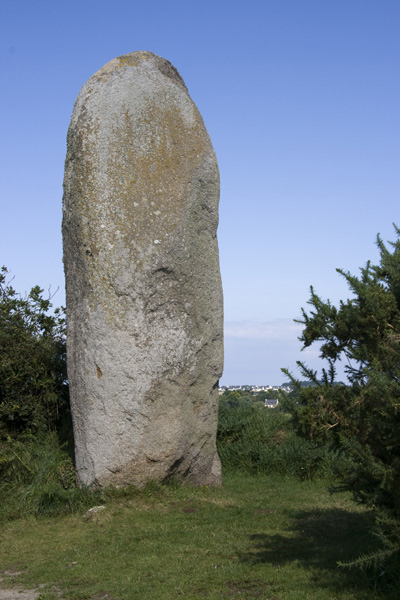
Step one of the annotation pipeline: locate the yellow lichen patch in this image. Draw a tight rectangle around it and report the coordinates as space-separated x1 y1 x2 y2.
118 56 137 68
103 98 207 249
118 52 149 68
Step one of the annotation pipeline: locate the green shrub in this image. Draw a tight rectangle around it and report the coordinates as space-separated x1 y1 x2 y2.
0 433 103 520
217 393 344 479
0 266 69 437
0 268 96 520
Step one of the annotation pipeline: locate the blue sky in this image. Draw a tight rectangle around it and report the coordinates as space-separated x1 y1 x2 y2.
1 0 399 384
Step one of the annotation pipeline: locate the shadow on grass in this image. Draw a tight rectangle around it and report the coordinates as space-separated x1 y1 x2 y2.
240 508 395 599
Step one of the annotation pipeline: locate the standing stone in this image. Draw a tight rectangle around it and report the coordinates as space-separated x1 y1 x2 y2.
62 52 223 488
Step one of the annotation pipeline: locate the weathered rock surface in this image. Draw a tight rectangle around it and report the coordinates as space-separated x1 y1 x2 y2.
62 51 223 488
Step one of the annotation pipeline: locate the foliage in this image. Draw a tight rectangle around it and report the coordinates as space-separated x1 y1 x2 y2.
0 266 69 436
0 432 104 520
217 392 347 479
0 268 86 519
282 226 400 576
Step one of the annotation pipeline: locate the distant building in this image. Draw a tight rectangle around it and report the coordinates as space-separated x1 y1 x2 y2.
265 398 279 409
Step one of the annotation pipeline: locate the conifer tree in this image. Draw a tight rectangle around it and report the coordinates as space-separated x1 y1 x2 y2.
283 226 400 574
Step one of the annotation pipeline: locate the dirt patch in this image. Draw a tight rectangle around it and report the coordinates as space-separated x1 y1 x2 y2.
0 576 39 600
0 571 52 600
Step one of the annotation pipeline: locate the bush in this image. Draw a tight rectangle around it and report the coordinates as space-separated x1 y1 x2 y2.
217 393 345 479
0 268 94 520
0 266 69 437
0 433 103 520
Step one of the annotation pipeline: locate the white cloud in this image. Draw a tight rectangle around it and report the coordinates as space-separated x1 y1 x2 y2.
221 317 342 385
224 318 303 341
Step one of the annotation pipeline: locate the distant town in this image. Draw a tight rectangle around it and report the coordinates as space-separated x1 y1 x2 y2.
219 384 292 394
218 384 293 408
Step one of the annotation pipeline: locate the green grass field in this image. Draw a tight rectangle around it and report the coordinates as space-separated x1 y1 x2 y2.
0 473 392 600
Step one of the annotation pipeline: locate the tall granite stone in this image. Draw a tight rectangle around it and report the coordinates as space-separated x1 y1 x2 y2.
62 52 223 488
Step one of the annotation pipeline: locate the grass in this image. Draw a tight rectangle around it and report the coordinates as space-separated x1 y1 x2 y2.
0 473 393 600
